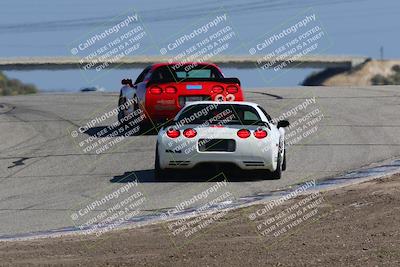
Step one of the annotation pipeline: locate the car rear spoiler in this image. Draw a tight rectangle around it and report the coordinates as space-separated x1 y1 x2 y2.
147 77 241 87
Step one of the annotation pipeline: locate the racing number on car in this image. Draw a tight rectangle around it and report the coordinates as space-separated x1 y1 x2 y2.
214 94 235 102
215 94 224 101
226 94 235 101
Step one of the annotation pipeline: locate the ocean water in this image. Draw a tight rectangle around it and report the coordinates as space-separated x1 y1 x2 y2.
1 0 399 91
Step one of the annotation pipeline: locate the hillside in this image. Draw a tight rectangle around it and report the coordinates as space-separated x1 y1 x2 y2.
303 60 400 86
0 72 37 96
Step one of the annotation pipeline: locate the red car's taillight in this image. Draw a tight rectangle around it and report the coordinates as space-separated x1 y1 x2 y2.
237 129 251 139
226 85 238 94
166 128 180 138
212 85 224 94
165 86 177 94
150 86 162 94
254 128 268 139
183 128 197 138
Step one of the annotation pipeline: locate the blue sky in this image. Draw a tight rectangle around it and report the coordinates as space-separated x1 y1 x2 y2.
1 0 398 90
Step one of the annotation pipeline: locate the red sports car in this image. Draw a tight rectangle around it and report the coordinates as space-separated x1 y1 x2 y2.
118 62 244 125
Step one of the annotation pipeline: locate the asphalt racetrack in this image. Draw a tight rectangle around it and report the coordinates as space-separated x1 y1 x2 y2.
0 86 399 237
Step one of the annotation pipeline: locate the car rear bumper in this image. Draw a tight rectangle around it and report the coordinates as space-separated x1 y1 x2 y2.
158 140 278 171
144 92 244 122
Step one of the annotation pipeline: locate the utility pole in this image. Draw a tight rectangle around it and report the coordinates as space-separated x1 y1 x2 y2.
380 46 384 61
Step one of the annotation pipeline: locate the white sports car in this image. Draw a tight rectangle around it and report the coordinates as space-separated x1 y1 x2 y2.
154 101 289 179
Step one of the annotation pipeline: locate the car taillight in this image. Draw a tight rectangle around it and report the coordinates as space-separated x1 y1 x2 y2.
254 128 268 139
226 85 238 94
183 128 197 138
165 86 177 94
212 85 224 94
166 128 180 138
237 129 251 139
150 86 162 94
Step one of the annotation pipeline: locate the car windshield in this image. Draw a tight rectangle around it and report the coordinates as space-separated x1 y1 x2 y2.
151 65 223 82
175 104 262 126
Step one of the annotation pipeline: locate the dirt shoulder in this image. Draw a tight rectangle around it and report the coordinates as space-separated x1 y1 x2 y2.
1 174 400 267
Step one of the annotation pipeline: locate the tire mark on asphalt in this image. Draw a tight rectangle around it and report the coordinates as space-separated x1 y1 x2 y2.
248 91 283 99
0 119 84 123
0 173 119 179
7 157 29 169
277 95 400 100
0 103 80 155
321 124 400 127
1 156 47 180
294 143 400 146
0 104 79 180
0 148 153 160
0 134 41 154
0 103 15 114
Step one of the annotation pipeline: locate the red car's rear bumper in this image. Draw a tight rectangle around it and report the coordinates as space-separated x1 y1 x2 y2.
144 92 244 122
140 80 244 123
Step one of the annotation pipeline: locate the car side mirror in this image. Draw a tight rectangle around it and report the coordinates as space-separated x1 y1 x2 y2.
121 79 133 85
277 120 290 128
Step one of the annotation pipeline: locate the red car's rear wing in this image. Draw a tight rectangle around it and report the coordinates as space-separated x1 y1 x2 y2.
147 77 241 87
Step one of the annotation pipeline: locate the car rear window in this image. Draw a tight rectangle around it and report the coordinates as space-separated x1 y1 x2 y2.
175 69 212 78
175 104 261 126
151 65 223 82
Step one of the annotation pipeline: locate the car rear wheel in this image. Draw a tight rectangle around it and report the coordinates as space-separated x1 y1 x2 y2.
118 110 125 124
282 150 286 171
154 145 162 180
154 144 178 180
270 150 282 180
